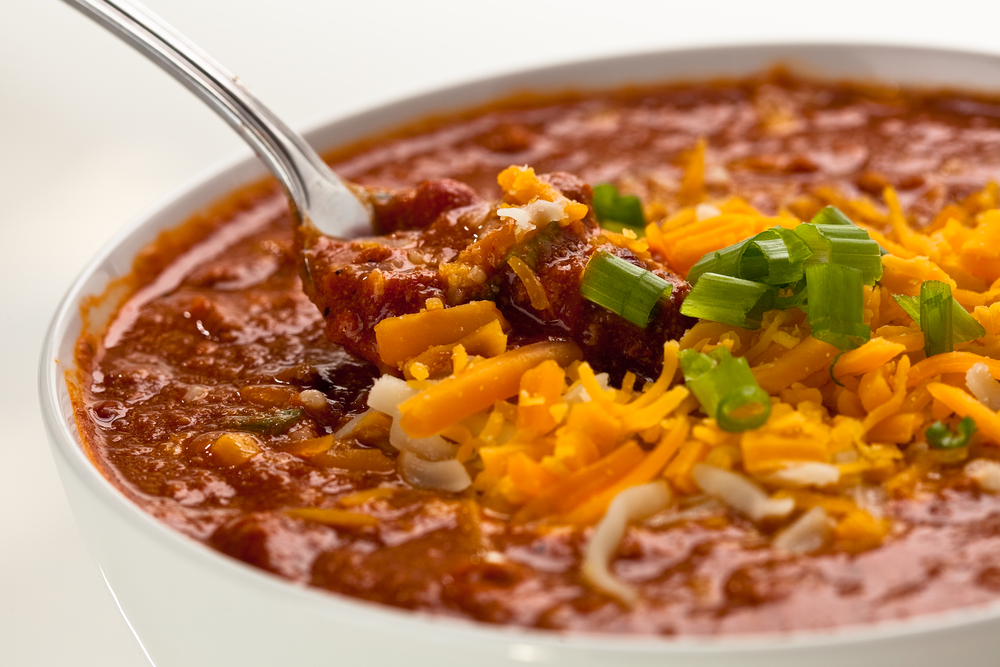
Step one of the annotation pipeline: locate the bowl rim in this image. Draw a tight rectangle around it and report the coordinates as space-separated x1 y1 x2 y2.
38 40 1000 654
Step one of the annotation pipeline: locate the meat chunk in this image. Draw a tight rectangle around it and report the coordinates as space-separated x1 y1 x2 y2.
368 179 483 234
296 171 691 381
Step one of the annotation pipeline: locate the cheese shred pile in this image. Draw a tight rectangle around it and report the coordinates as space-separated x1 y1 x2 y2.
332 163 1000 605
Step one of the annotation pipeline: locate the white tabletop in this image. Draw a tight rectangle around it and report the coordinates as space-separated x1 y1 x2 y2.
4 0 1000 664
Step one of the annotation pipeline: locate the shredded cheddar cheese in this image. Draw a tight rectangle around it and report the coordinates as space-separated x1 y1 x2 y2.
348 161 1000 605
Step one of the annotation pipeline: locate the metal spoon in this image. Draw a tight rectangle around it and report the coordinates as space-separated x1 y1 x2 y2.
61 0 372 236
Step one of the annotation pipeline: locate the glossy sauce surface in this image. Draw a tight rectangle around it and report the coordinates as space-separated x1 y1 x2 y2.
76 72 1000 634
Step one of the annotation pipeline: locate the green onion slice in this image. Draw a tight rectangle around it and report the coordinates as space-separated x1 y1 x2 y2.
774 278 808 310
679 347 772 432
926 416 977 450
680 206 884 335
810 206 855 227
581 250 673 328
739 227 814 285
891 293 920 323
949 299 986 345
687 226 813 287
794 207 883 286
592 184 646 232
686 239 750 287
222 408 304 435
679 273 776 329
892 284 986 354
804 263 870 350
920 281 955 357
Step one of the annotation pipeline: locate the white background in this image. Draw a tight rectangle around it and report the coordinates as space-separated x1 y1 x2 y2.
3 0 1000 664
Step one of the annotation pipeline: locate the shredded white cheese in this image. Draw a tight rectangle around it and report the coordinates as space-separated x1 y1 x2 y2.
497 200 567 236
582 481 672 605
965 458 1000 493
765 462 841 488
367 375 415 413
389 420 457 461
397 451 471 492
646 496 722 528
563 372 611 404
966 362 1000 410
692 464 795 522
333 408 374 439
367 375 457 460
772 507 829 554
695 203 722 221
848 484 888 520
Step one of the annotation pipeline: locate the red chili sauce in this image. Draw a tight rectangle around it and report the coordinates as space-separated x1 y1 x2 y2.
74 71 1000 635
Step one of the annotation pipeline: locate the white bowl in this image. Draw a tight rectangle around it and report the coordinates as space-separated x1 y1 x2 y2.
40 43 1000 667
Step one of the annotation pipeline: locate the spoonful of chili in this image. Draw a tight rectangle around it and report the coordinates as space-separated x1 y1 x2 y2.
62 0 371 237
61 0 692 383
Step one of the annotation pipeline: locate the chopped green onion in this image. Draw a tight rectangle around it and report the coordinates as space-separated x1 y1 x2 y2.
773 278 808 310
804 263 870 350
810 205 855 227
686 239 750 286
920 281 954 357
680 206 884 336
592 184 646 232
680 273 776 329
679 347 771 432
892 284 986 353
828 350 847 387
946 299 986 345
581 250 673 328
717 386 773 432
926 416 976 450
739 227 814 285
891 293 920 322
687 226 813 287
222 408 304 435
794 207 883 286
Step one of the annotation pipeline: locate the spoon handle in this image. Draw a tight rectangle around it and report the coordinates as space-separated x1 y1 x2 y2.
61 0 370 232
